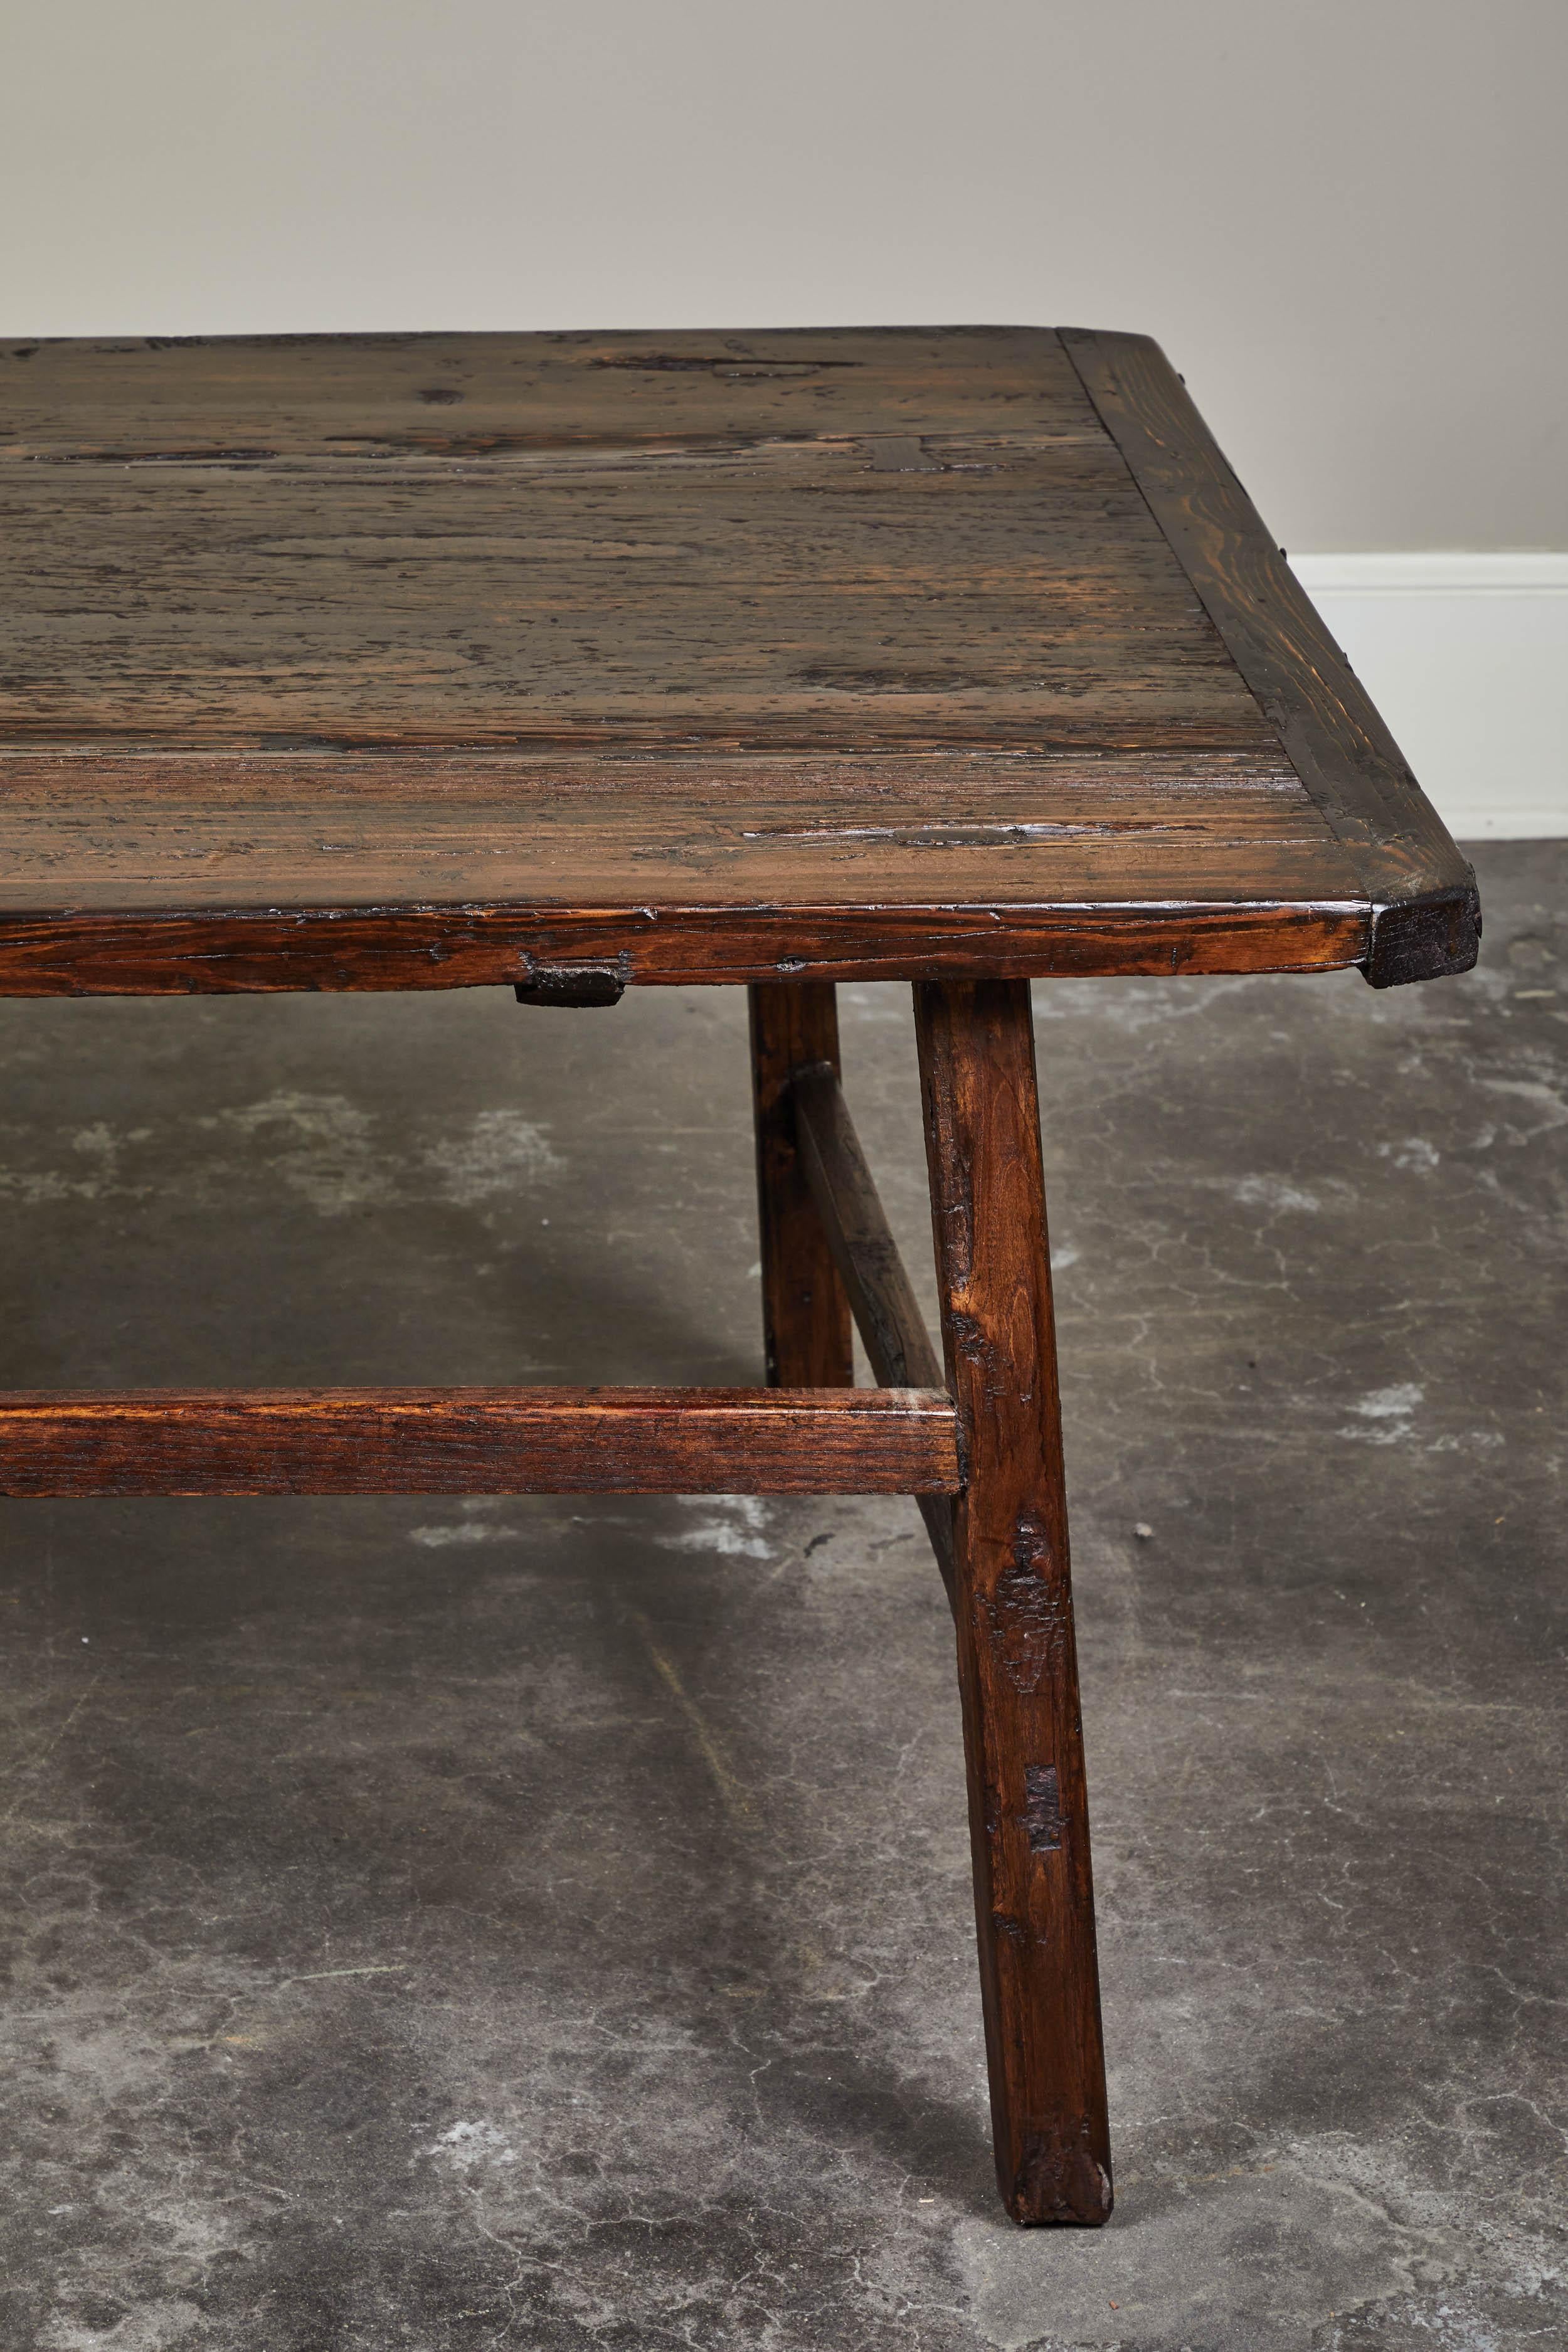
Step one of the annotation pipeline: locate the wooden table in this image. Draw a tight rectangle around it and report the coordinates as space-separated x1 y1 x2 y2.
0 327 1478 2225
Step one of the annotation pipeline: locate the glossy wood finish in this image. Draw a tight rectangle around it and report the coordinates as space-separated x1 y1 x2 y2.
916 977 1111 2226
0 892 1369 998
0 1385 960 1498
748 982 854 1387
0 328 1473 993
791 1056 957 1604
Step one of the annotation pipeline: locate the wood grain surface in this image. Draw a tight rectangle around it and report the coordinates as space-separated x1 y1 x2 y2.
0 327 1472 990
1059 329 1480 985
0 327 1100 461
917 978 1111 2225
0 1385 960 1497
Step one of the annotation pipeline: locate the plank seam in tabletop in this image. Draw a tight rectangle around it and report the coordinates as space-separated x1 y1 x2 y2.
1057 328 1480 985
0 327 1439 990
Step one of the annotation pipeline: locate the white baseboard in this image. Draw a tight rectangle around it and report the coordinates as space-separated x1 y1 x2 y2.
1289 554 1568 840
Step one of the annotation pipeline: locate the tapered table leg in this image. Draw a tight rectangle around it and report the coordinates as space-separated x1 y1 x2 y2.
914 977 1112 2226
748 982 854 1387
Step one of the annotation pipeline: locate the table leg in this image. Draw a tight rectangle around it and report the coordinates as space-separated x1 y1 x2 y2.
748 982 854 1387
914 977 1112 2226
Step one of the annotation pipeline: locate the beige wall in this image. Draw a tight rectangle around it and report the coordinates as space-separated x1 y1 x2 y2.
4 0 1562 550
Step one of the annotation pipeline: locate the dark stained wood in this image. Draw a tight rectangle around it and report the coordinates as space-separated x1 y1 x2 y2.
0 1385 959 1498
0 327 1481 2229
790 1057 957 1602
0 327 1105 461
0 754 1351 910
0 899 1370 997
0 442 1279 754
513 964 625 1007
748 985 854 1387
0 327 1474 994
1059 329 1480 986
916 977 1111 2226
792 1061 945 1390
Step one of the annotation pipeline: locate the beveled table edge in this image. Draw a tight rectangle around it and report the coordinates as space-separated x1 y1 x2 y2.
1058 328 1480 987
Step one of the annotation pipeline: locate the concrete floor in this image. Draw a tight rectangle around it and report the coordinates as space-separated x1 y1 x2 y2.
0 838 1562 2352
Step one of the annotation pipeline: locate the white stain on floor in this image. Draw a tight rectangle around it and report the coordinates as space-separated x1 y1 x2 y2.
655 1495 772 1560
1203 1173 1329 1215
0 1120 154 1205
1339 1384 1424 1444
203 1091 390 1216
1478 1075 1568 1141
408 1522 526 1548
420 1108 561 1205
421 2119 519 2168
1377 1136 1441 1172
1 1099 563 1220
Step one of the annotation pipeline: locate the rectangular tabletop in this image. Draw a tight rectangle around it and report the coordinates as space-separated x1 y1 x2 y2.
0 327 1477 993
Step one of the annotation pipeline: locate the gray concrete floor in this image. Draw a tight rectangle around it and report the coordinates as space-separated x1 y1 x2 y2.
0 839 1562 2352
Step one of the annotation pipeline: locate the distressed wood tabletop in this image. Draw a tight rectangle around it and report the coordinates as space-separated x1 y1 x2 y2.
0 327 1477 993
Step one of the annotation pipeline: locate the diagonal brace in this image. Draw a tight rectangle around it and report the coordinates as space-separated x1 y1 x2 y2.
790 1059 958 1607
